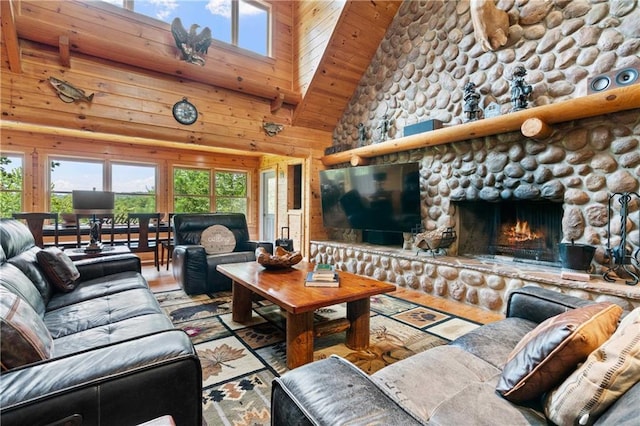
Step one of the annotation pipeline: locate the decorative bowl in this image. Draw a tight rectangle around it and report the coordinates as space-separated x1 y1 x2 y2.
256 246 302 270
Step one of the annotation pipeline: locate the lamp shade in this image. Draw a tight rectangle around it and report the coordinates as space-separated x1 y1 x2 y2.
72 190 115 215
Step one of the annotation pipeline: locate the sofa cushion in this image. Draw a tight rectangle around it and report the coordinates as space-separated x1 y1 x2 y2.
7 247 54 304
544 307 640 425
0 287 53 370
52 313 175 357
370 345 548 423
0 263 46 316
201 225 236 254
44 288 164 339
451 316 537 369
36 247 80 293
496 302 622 403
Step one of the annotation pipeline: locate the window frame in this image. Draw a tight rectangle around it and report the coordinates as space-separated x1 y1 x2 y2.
172 166 213 214
117 0 273 57
48 156 158 223
0 153 25 216
214 169 249 214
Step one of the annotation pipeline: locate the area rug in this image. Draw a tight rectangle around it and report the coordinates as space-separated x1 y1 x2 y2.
155 289 482 426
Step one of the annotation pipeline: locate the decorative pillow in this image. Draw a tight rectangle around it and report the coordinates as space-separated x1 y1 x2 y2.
496 302 623 403
36 247 80 292
544 307 640 425
0 287 54 371
200 225 236 254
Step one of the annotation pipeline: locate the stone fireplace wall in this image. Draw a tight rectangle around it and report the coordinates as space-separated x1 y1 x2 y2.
320 0 640 310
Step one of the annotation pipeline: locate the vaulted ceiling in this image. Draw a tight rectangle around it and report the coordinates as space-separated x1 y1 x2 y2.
1 0 401 134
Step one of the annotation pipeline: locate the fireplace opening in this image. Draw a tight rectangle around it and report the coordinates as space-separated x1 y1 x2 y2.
457 201 563 264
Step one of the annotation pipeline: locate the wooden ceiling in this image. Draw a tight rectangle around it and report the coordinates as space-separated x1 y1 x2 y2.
293 1 401 131
1 0 401 134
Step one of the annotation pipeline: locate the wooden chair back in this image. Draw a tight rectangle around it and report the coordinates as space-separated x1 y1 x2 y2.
127 212 161 270
12 212 59 248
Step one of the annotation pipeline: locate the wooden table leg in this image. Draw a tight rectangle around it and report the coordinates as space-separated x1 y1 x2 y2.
286 311 314 369
232 282 253 323
346 297 370 350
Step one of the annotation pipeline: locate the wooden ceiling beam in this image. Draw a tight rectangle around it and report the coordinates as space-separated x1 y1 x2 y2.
1 0 22 73
58 35 70 67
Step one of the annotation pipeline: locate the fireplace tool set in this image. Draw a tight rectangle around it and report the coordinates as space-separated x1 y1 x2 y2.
603 192 640 286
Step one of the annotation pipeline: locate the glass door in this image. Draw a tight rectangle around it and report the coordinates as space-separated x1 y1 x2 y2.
261 170 276 242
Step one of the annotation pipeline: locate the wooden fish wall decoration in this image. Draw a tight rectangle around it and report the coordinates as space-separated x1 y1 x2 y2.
48 76 94 103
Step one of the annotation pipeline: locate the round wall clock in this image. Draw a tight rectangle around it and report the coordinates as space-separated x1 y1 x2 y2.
172 98 198 125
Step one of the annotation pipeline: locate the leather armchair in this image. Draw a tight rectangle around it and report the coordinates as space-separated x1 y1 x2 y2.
172 213 273 295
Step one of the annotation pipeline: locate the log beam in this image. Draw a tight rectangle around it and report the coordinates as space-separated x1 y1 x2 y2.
350 155 369 167
322 85 640 166
1 0 21 73
270 93 285 113
59 35 70 67
521 117 553 140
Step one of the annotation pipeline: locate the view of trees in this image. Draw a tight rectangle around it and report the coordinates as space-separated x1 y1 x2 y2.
0 156 22 218
0 156 248 221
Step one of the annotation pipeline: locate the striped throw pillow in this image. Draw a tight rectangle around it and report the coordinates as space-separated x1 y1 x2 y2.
544 307 640 425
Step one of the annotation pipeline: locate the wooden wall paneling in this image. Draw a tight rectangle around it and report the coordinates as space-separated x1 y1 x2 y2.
293 0 401 131
2 41 331 157
1 0 21 73
15 1 299 105
294 0 345 95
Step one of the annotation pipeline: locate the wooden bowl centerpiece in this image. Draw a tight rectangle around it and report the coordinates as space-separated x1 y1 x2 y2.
256 246 302 270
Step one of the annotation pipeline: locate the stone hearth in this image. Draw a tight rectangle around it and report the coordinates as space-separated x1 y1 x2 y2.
311 240 640 315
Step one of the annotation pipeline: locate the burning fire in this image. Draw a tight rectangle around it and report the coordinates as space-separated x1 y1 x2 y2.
506 219 542 243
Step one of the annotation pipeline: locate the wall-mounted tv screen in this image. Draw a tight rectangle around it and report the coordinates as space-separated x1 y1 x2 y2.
319 162 421 232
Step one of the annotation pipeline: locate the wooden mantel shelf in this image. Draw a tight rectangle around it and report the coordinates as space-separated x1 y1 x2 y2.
322 85 640 166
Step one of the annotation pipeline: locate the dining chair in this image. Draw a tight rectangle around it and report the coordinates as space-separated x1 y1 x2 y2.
75 213 115 248
127 212 161 271
12 212 59 248
160 213 175 271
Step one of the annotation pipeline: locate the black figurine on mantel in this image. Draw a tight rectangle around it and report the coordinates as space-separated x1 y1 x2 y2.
510 65 532 112
463 82 482 122
357 123 367 145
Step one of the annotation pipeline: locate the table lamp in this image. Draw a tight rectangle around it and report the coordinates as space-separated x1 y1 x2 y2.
72 190 115 252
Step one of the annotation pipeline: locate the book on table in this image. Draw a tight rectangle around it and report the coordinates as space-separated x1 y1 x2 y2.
311 263 335 279
305 271 339 287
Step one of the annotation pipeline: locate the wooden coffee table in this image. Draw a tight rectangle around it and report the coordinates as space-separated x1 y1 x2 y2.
217 261 396 369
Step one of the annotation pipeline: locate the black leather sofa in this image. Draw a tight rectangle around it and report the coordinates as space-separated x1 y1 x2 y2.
0 219 202 425
172 213 273 295
271 287 638 425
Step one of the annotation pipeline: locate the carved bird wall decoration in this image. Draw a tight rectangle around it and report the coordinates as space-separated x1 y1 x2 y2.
263 122 284 137
171 17 212 66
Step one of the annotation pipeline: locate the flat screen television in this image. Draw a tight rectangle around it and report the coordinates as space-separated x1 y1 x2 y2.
319 162 421 233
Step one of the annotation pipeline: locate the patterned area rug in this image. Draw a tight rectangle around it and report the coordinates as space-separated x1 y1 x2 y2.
155 289 482 426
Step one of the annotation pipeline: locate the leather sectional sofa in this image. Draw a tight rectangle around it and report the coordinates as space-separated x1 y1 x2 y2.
0 219 202 425
172 213 273 294
272 286 638 425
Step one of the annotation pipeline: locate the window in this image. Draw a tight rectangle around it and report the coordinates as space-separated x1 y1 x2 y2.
173 168 211 213
50 159 104 215
215 171 247 213
172 168 248 215
0 154 24 217
110 0 271 57
112 163 157 221
49 158 157 223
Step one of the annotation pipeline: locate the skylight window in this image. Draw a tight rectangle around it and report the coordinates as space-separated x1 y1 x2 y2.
106 0 271 57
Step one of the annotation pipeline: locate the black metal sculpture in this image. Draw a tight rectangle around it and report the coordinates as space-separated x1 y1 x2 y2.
604 192 640 285
463 82 482 122
510 65 532 112
357 123 367 145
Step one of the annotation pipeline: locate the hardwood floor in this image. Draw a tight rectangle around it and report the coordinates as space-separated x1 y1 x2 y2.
141 264 505 325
